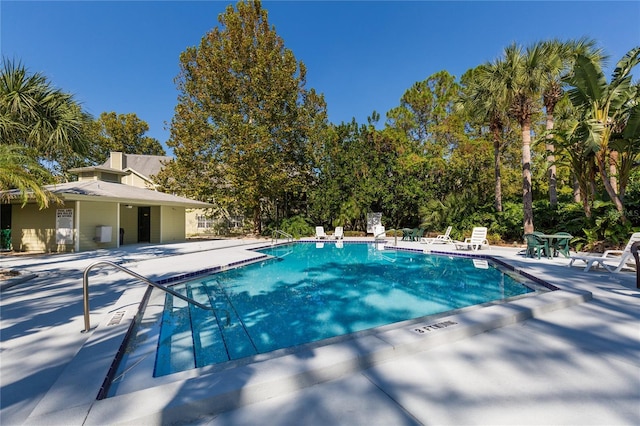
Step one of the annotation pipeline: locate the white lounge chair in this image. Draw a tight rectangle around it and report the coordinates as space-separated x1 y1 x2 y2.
568 232 640 272
315 226 328 239
455 227 489 251
333 226 344 240
420 226 453 244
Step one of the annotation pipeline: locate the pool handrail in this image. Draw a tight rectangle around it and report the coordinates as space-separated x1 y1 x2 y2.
82 260 213 333
272 229 293 244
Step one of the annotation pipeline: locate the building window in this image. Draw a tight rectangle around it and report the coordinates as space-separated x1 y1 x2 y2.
229 215 244 229
196 215 214 229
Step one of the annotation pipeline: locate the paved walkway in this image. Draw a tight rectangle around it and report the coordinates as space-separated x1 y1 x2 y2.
1 239 639 425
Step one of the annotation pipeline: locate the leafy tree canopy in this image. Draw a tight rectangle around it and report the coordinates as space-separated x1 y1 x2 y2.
158 0 327 233
90 112 165 161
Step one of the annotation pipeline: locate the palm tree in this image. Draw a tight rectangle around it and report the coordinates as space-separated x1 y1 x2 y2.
1 59 91 207
563 47 640 222
551 107 597 218
495 43 545 234
539 38 604 208
0 58 90 164
459 65 511 212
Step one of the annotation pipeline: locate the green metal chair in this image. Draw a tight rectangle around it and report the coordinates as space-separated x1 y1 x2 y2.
410 228 425 241
553 232 572 258
524 233 549 259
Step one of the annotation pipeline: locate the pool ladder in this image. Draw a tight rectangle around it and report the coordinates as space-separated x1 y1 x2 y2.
82 260 217 333
271 229 293 244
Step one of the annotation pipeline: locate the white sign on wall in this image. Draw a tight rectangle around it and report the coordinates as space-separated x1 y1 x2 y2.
56 208 74 244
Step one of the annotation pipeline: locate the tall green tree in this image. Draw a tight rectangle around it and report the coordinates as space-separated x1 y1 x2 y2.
550 103 597 217
497 43 545 234
459 65 512 212
90 112 165 161
539 38 603 207
562 47 640 221
159 0 327 234
385 71 465 202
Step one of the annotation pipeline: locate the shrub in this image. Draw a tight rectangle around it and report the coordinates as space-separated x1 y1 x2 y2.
279 215 314 239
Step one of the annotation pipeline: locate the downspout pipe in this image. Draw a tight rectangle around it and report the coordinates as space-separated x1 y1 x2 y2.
631 241 639 289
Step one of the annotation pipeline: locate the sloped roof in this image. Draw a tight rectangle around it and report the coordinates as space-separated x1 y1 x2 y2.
101 153 172 179
2 180 211 208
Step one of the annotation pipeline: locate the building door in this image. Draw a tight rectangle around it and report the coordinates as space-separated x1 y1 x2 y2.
138 207 151 243
1 204 11 250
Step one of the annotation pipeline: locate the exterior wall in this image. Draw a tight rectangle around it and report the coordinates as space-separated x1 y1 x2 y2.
185 209 206 236
185 209 246 236
12 202 75 252
121 173 153 189
150 206 161 243
160 206 186 242
119 205 138 245
77 201 118 251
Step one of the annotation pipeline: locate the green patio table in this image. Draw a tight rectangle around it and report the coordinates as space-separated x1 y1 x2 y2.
538 233 573 258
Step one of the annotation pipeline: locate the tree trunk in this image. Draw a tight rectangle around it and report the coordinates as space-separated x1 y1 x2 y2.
597 153 626 222
253 204 262 235
521 120 534 234
546 112 557 207
609 150 619 195
572 173 581 203
492 129 503 212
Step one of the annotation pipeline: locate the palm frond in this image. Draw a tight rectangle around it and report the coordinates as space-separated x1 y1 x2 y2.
622 103 640 141
0 144 59 208
563 54 606 107
611 46 640 83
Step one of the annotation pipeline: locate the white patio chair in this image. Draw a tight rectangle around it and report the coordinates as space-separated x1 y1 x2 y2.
315 226 328 239
568 232 640 272
455 227 489 251
420 226 453 244
333 226 344 240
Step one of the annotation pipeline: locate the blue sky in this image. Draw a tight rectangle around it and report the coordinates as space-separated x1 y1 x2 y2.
2 1 639 155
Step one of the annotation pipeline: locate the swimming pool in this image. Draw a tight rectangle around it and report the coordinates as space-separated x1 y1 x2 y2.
110 242 549 385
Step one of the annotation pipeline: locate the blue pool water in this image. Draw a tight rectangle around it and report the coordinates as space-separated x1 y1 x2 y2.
151 243 538 377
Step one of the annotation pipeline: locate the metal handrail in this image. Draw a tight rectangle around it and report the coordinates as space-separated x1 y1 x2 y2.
82 260 213 333
272 229 293 244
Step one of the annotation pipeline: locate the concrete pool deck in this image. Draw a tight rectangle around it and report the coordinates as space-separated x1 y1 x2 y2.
1 238 639 425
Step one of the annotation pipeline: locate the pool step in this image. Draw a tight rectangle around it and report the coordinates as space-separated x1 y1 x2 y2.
154 280 258 377
188 285 233 368
207 280 258 360
154 288 197 376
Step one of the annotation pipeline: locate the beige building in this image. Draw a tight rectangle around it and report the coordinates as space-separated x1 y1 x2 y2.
0 152 211 253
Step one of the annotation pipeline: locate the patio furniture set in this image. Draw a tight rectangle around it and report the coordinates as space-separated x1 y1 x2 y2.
524 231 573 259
